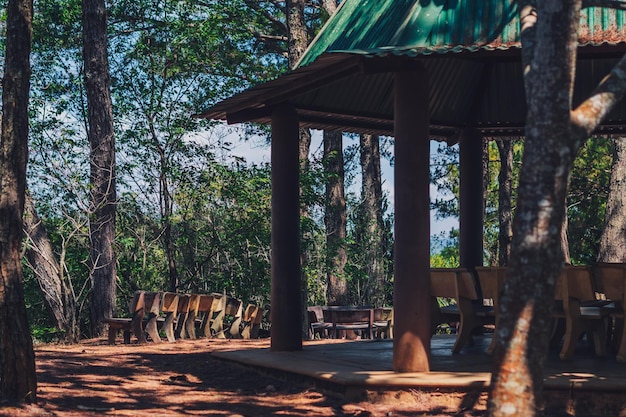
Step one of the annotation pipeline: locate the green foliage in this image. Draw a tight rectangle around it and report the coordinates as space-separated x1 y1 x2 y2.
430 142 459 222
431 230 459 268
30 326 65 344
567 137 612 264
430 135 612 267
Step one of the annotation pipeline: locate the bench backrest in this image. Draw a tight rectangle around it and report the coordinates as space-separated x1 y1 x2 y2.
224 296 242 317
374 307 393 322
430 268 478 300
161 292 179 314
322 307 373 324
307 306 324 322
128 291 160 316
197 294 216 314
243 304 263 324
555 265 596 302
475 266 506 305
594 262 626 301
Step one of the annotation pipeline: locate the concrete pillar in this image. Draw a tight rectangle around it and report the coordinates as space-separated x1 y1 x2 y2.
393 68 431 372
270 104 302 351
459 128 484 270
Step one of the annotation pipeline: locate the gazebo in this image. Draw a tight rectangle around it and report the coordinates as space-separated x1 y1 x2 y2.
197 0 626 372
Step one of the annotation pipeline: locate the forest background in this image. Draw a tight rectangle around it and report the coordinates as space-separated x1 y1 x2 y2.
1 0 615 343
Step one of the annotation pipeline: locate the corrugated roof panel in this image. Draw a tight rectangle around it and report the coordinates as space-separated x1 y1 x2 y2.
425 58 485 125
298 0 518 67
579 7 626 44
298 0 626 68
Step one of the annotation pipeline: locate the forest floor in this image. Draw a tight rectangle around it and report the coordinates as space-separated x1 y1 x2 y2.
1 337 487 417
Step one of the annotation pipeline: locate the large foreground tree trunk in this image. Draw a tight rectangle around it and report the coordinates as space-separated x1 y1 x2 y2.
324 130 348 305
0 0 37 402
23 192 79 342
359 133 386 305
598 138 626 263
489 2 626 415
83 0 118 337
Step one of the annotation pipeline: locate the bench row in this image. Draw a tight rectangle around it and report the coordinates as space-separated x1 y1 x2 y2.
104 291 263 345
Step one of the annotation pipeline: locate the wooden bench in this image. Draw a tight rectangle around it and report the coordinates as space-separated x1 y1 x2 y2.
373 307 393 339
209 295 243 338
195 293 220 338
430 268 493 353
173 294 202 340
157 292 179 342
552 265 609 360
474 266 506 354
104 291 161 345
307 306 330 339
322 306 374 339
594 262 626 361
240 304 263 339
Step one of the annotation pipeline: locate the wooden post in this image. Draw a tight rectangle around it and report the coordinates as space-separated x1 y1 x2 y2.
270 103 303 351
393 68 431 372
459 128 484 270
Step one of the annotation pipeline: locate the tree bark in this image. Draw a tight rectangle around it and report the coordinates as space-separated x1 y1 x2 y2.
489 1 626 415
23 192 79 342
83 0 118 337
287 0 308 70
0 0 37 402
324 130 348 305
562 210 571 264
598 138 626 262
496 139 513 266
360 133 386 306
287 0 314 336
489 1 580 415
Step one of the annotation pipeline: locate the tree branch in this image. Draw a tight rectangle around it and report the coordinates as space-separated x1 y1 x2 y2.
243 0 287 35
250 31 287 43
571 53 626 136
519 1 538 105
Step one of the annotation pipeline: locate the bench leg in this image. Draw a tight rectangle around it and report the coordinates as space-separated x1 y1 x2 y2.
185 311 197 340
175 312 188 339
108 327 118 345
145 316 161 343
163 313 176 342
123 329 131 344
211 311 226 338
241 323 251 339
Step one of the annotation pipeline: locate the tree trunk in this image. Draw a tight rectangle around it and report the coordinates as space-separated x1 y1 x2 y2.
0 0 37 402
287 0 314 336
324 130 348 305
598 138 626 262
287 0 308 70
483 138 495 265
154 139 178 292
360 133 386 306
562 210 571 264
23 192 79 342
83 0 118 337
489 1 616 415
496 139 513 266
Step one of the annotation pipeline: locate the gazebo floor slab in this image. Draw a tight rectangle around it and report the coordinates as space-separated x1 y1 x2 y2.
211 334 626 416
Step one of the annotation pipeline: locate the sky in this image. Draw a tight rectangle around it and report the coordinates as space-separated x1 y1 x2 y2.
225 127 458 239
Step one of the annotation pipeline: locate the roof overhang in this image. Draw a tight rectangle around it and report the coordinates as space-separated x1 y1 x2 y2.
196 45 626 140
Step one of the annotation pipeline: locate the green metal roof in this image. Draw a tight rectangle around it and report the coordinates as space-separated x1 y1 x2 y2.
297 0 626 67
197 1 626 138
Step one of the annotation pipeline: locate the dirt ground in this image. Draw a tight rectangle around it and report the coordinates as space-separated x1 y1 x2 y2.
1 338 487 417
